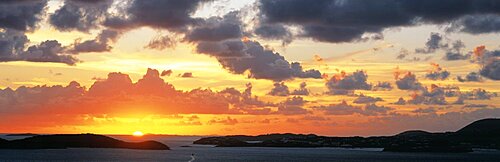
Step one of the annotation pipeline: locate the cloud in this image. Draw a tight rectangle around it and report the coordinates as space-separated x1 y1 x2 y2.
372 81 393 91
184 11 243 42
480 58 500 80
457 72 482 82
0 68 285 115
276 96 309 115
353 94 383 104
0 1 47 31
68 29 121 54
407 84 448 105
290 82 310 96
49 0 113 32
463 104 490 108
313 101 392 116
448 14 500 34
393 97 406 105
180 72 193 78
325 70 372 95
145 35 178 50
254 24 293 46
415 33 448 54
425 63 450 80
208 116 238 125
104 0 208 31
412 107 437 114
395 72 423 90
443 40 470 61
268 82 289 96
196 39 321 81
257 0 500 43
161 70 173 77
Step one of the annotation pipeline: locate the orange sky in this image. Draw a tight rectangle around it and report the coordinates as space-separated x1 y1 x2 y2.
0 0 499 136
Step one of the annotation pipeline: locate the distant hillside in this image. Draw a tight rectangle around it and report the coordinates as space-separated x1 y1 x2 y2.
194 118 500 153
456 118 500 137
0 134 170 150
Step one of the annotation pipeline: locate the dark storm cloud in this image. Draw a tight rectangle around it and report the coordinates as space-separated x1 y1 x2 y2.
254 24 293 46
0 1 47 31
104 0 208 31
448 14 500 34
49 0 113 32
257 0 500 43
196 39 321 81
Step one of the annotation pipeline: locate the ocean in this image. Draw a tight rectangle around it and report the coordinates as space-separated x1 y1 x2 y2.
1 135 500 162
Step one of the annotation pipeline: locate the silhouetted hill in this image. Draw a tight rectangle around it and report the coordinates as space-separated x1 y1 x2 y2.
0 134 169 150
456 118 500 137
6 133 38 136
396 130 432 137
194 118 500 153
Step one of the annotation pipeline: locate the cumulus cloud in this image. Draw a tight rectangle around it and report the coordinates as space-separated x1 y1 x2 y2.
393 97 406 105
67 29 121 54
49 0 113 32
180 72 193 78
276 96 309 115
412 107 437 114
395 72 423 90
0 68 285 115
353 94 383 104
268 82 289 96
425 63 450 80
314 101 392 116
184 11 243 42
290 82 310 96
208 116 238 125
480 58 500 80
457 72 482 82
0 30 79 65
443 40 470 61
196 39 321 81
325 70 372 95
415 33 448 54
161 69 173 77
408 84 447 105
372 81 393 91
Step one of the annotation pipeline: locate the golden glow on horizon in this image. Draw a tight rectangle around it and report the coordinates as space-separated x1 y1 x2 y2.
132 131 144 137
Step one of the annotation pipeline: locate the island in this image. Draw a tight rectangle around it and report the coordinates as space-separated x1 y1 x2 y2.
194 118 500 153
0 134 170 150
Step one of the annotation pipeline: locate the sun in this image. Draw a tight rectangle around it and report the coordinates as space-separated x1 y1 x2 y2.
132 131 144 137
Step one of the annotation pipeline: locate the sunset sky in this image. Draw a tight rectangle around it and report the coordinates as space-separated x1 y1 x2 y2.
0 0 499 136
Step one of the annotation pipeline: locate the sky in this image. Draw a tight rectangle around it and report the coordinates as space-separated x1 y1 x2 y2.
0 0 499 136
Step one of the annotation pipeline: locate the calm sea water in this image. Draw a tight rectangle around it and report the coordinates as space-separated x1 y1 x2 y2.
1 135 500 162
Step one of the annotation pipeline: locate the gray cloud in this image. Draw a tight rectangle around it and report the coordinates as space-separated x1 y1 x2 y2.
257 0 500 43
268 82 289 96
68 29 121 54
196 39 321 81
395 72 423 90
276 96 309 115
415 33 448 54
254 24 293 46
372 81 393 91
104 0 208 31
457 72 482 82
49 0 113 32
0 1 47 31
353 94 383 104
184 11 243 42
425 63 450 80
480 58 500 80
325 70 372 95
290 82 309 96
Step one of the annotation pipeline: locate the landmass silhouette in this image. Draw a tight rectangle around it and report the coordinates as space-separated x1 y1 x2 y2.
194 118 500 153
0 134 169 150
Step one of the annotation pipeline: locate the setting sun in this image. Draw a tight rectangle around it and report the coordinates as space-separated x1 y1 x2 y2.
132 131 144 137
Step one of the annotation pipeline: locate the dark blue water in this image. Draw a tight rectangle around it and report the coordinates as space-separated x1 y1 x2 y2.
1 135 500 162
